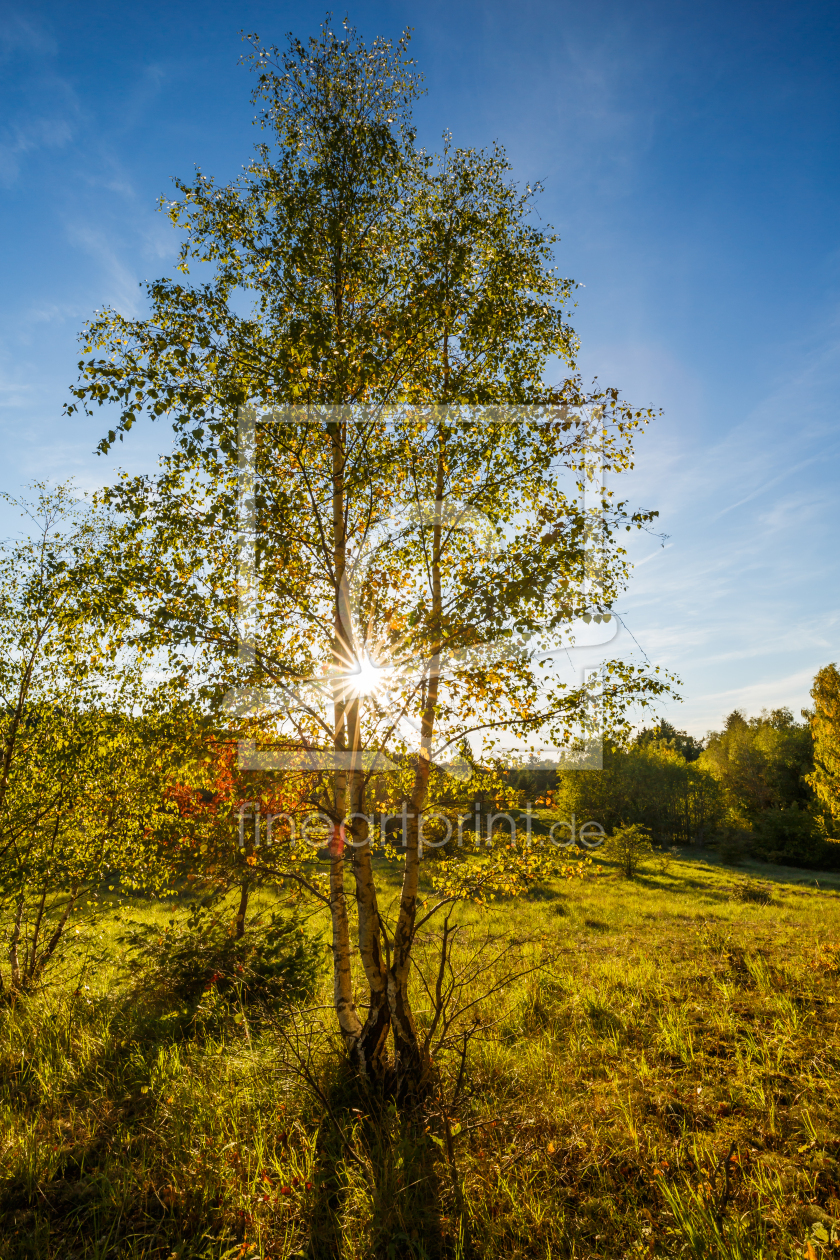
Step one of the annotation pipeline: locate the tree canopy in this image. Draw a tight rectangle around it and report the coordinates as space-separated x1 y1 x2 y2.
0 486 206 995
807 664 840 825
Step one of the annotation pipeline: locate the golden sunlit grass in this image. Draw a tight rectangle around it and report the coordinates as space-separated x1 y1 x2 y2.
1 852 839 1259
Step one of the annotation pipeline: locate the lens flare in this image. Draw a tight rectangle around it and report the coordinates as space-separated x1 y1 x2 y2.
349 655 387 695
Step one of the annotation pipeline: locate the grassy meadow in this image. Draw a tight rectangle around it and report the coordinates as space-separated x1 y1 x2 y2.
1 851 839 1260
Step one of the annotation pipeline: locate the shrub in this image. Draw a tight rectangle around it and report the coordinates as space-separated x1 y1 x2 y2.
732 879 773 905
655 846 680 876
604 823 654 878
122 901 325 1020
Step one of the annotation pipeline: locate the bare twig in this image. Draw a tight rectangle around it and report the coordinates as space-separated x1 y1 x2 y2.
713 1141 738 1222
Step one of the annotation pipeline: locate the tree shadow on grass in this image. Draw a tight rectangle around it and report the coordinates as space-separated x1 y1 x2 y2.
636 873 727 898
305 1065 453 1260
667 847 840 891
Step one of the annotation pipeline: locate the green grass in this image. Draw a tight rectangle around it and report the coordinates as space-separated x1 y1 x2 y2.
1 853 840 1259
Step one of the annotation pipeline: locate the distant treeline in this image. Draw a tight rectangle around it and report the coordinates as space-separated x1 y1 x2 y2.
508 664 840 871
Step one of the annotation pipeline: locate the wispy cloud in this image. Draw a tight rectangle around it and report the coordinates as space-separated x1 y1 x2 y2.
607 298 840 734
64 224 145 317
0 13 81 187
17 301 84 328
0 378 34 410
0 113 75 186
690 667 822 733
0 13 57 60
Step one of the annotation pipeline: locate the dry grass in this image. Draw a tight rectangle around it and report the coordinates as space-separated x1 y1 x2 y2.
1 852 839 1259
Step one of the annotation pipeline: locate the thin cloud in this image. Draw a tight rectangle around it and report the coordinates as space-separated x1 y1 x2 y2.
65 223 145 317
0 13 57 60
0 114 75 186
710 454 827 520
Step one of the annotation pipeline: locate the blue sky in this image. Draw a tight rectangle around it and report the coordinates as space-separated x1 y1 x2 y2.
1 0 839 736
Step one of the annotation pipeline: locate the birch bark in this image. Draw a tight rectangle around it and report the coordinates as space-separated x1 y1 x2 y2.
388 441 447 1092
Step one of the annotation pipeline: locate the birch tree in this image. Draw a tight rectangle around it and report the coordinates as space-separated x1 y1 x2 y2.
68 20 671 1090
0 487 189 996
